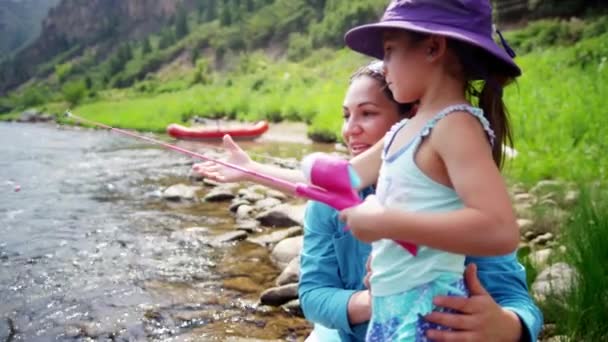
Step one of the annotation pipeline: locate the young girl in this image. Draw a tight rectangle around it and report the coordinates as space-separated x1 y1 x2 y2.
335 0 521 340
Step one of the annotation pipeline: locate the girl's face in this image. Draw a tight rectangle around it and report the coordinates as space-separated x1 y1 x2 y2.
342 75 401 156
382 30 431 103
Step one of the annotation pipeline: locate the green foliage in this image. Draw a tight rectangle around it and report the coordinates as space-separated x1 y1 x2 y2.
175 9 189 39
54 62 73 83
62 80 87 105
20 86 48 108
191 58 212 85
141 37 152 54
287 33 313 61
541 187 608 340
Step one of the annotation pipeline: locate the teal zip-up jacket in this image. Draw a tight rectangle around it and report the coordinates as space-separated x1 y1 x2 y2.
298 190 543 342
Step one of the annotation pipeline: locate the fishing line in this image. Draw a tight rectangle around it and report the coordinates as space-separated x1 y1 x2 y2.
64 111 299 192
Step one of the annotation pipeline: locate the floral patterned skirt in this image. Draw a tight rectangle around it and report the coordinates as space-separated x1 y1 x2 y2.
366 277 468 342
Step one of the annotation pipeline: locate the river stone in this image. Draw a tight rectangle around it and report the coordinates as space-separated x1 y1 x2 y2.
517 218 534 232
203 188 235 202
265 189 288 200
236 204 255 220
162 184 201 201
208 231 248 247
229 199 251 213
532 262 577 302
248 226 302 247
271 236 303 269
256 204 306 228
259 283 298 306
530 248 552 269
235 219 260 233
531 232 554 246
254 197 282 210
276 256 300 286
238 188 265 202
282 299 303 317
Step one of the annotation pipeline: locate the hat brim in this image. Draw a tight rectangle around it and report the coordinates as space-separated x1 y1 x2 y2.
344 20 521 77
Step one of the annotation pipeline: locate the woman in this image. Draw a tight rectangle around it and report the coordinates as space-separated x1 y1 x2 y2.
192 61 542 341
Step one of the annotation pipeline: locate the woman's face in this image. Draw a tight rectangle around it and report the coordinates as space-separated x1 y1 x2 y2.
342 75 402 156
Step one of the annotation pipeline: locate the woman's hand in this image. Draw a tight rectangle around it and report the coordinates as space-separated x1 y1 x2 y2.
339 195 386 243
192 134 254 183
425 263 524 342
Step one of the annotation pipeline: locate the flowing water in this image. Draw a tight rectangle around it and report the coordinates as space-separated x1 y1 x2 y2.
0 122 331 341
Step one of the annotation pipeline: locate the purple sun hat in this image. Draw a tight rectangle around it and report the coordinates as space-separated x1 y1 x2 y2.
344 0 521 77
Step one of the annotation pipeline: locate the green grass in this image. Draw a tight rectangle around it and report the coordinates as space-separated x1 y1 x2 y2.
540 187 608 340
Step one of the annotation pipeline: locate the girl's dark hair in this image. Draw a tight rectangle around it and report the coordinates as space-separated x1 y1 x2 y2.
447 39 514 168
405 31 515 168
350 62 415 118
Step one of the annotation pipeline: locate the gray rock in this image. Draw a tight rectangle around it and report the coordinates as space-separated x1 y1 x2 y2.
564 190 579 205
207 231 248 247
517 218 534 232
254 197 282 210
530 180 563 196
271 236 303 270
236 204 255 220
531 232 554 246
203 188 235 202
256 203 306 228
259 283 299 306
276 256 300 286
162 184 201 201
238 188 265 202
530 248 552 269
235 219 260 233
229 199 251 213
282 299 303 317
248 226 302 247
532 262 577 302
266 189 288 200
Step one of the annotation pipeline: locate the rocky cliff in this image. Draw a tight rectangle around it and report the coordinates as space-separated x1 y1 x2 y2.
1 0 196 93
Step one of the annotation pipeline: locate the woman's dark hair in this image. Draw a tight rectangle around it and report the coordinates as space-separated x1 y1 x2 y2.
349 61 415 118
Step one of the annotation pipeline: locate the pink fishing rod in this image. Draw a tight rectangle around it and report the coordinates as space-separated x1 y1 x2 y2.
63 111 360 210
64 111 417 255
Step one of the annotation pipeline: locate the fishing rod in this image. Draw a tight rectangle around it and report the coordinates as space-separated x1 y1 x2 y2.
63 111 360 210
64 111 417 255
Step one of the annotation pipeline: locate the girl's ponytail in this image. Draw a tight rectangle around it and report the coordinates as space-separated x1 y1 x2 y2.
479 76 512 168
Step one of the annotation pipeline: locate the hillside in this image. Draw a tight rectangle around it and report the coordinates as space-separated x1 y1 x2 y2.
0 0 61 57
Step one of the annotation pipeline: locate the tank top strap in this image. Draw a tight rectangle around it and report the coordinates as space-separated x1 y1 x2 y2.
419 104 496 147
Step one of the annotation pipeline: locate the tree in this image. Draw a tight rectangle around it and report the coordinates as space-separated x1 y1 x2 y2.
142 37 152 54
175 9 189 39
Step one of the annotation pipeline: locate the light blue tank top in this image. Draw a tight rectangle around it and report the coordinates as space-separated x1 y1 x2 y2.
370 104 495 296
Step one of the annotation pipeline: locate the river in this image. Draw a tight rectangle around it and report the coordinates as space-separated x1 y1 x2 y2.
0 122 329 341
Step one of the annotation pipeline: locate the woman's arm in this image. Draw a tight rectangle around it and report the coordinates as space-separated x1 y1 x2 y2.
341 113 519 255
425 257 543 341
298 200 370 337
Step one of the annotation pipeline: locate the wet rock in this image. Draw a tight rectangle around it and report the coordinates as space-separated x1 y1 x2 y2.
235 219 260 233
271 236 303 270
236 204 255 220
276 257 300 286
266 189 288 200
238 188 265 202
531 232 554 246
260 283 299 306
18 109 54 122
283 299 303 317
230 199 251 213
530 248 552 269
162 184 202 201
517 218 534 232
248 226 302 247
532 262 577 302
207 231 248 247
224 276 265 293
256 204 306 228
563 190 579 206
254 197 282 210
203 188 235 202
530 180 563 196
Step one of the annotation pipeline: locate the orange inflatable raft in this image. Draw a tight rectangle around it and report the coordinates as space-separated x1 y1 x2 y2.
166 121 269 140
